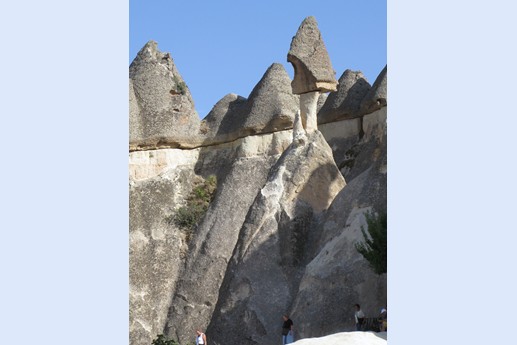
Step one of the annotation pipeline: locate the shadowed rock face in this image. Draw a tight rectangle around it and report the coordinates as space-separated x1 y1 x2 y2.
207 132 346 345
129 41 201 150
200 63 299 144
291 108 387 337
318 70 371 123
287 16 338 94
360 65 387 115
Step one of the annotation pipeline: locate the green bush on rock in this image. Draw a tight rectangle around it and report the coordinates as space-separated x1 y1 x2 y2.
166 175 217 242
355 211 387 275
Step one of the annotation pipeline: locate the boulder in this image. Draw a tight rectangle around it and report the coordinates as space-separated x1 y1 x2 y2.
360 65 387 115
129 40 201 150
318 70 371 124
288 16 338 94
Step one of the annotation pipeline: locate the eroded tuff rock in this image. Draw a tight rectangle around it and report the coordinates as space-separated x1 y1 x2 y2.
130 130 295 345
360 65 387 115
291 108 387 337
129 41 201 150
287 16 338 94
200 63 299 145
163 130 296 344
318 70 371 124
207 132 346 345
129 166 198 345
129 20 387 345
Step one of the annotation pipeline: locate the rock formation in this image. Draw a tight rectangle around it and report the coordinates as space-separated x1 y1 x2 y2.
287 16 338 133
129 40 201 150
360 65 387 115
318 70 372 124
205 131 345 345
287 16 338 95
200 63 299 145
129 17 387 345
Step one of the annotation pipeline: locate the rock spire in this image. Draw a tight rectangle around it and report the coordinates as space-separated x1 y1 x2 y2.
287 16 338 133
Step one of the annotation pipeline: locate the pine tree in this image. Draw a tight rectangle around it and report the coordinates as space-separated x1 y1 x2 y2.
355 211 387 274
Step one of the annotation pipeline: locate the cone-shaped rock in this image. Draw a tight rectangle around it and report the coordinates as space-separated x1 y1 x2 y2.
200 93 248 143
288 16 338 94
360 65 387 115
129 40 200 150
200 63 299 144
244 63 299 131
318 70 371 124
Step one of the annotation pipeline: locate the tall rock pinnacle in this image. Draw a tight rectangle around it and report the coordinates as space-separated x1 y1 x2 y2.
287 16 337 133
129 40 200 150
287 16 338 95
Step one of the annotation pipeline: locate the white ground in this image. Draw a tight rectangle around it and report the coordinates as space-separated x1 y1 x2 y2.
291 331 387 345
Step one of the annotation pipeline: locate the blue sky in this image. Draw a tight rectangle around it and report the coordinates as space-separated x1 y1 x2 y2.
130 0 386 118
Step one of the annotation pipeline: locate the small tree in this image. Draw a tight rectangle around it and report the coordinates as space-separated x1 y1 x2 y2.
151 334 178 345
355 211 387 274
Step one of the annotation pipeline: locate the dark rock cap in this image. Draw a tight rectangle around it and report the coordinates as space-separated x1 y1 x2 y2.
200 63 298 144
360 65 387 115
287 16 338 94
318 70 371 124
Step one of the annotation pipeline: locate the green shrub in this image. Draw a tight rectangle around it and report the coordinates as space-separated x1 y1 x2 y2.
151 334 178 345
355 211 387 274
166 175 217 242
173 76 187 95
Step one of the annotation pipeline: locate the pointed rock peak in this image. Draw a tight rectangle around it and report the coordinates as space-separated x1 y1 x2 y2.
129 40 200 150
340 69 366 82
137 40 159 59
289 16 320 53
130 40 177 77
263 63 290 78
203 93 247 122
287 16 338 94
360 65 387 115
248 63 292 97
318 69 371 123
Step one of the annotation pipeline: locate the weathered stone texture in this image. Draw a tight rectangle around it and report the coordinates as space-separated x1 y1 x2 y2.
129 21 388 345
318 70 371 124
164 154 283 344
129 167 198 345
207 132 346 345
291 108 387 337
287 16 338 94
200 63 299 145
129 41 201 150
360 65 387 115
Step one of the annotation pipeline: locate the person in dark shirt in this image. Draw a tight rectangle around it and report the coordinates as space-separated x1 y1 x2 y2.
282 314 294 344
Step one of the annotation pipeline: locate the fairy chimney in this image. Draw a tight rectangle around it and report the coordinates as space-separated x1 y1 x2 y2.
287 16 338 132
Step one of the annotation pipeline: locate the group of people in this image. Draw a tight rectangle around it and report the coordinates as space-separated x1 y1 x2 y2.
193 307 386 345
354 304 387 332
281 305 387 345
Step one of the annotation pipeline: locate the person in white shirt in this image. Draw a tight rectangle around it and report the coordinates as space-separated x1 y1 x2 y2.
354 304 365 331
195 329 207 345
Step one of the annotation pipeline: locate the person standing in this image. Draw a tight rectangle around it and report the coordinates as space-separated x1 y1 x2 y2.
281 314 294 344
195 329 207 345
354 304 365 331
378 308 387 332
